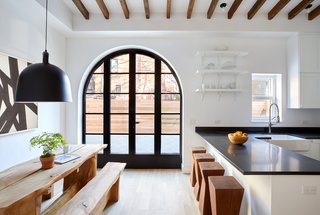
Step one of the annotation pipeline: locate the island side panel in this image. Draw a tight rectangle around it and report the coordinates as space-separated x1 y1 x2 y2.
271 175 320 215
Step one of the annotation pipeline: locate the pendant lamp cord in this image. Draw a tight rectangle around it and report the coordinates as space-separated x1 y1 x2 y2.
45 0 48 51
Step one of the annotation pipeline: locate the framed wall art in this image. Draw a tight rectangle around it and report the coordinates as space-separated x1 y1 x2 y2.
0 52 38 134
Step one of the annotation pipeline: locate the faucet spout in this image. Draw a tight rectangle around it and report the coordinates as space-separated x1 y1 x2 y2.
268 103 280 134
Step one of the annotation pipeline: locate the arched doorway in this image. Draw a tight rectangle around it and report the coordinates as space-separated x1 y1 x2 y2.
83 49 182 168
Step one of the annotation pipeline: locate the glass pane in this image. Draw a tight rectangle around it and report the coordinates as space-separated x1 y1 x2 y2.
136 74 154 93
161 62 171 73
136 94 154 113
161 94 180 113
111 115 128 133
111 74 129 93
86 114 103 133
86 135 103 144
110 135 129 154
93 63 104 74
161 135 180 154
86 94 103 113
136 54 155 73
86 74 104 93
136 115 154 133
252 99 272 119
111 94 129 113
161 74 179 93
111 54 129 73
136 135 154 154
162 115 180 133
252 79 272 96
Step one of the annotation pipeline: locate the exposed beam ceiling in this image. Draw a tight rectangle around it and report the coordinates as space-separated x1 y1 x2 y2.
288 0 314 20
308 4 320 20
268 0 291 20
248 0 267 20
96 0 109 19
228 0 243 19
207 0 218 19
143 0 150 19
72 0 89 20
69 0 320 23
187 0 195 19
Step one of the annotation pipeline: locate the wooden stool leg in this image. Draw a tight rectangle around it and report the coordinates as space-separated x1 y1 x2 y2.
209 176 244 215
194 160 202 200
198 163 225 215
190 148 206 187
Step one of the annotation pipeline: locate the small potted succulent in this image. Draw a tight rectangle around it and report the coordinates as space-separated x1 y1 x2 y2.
30 132 67 169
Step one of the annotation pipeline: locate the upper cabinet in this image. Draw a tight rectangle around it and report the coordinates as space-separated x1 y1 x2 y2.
287 34 320 108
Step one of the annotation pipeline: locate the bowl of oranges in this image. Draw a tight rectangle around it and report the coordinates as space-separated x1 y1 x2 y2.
228 131 248 145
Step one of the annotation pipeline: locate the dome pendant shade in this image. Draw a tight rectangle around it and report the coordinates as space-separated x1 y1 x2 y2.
15 51 72 102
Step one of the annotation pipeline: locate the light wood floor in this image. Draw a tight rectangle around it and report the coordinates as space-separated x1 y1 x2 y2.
103 169 201 215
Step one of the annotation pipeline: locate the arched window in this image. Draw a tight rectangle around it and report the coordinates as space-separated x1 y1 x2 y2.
83 49 182 168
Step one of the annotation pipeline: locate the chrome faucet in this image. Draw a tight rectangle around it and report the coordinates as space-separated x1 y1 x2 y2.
268 103 280 134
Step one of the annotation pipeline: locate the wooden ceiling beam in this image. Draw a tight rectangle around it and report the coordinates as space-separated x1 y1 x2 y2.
228 0 243 19
268 0 290 20
96 0 109 19
119 0 130 19
167 0 171 19
248 0 266 20
288 0 314 20
187 0 195 19
207 0 218 19
308 4 320 20
143 0 150 19
72 0 89 20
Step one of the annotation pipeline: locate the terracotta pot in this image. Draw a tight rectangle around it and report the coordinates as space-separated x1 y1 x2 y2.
40 156 55 169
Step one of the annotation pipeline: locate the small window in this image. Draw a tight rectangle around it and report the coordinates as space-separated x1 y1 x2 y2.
252 74 281 122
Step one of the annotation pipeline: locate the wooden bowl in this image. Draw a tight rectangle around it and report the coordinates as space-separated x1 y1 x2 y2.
228 133 248 145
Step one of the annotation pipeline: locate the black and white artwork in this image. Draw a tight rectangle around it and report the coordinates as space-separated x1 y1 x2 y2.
0 53 38 134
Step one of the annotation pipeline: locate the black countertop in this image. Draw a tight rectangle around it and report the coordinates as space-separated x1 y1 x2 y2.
196 127 320 175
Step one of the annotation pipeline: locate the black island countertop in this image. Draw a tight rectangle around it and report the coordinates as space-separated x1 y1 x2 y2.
196 127 320 175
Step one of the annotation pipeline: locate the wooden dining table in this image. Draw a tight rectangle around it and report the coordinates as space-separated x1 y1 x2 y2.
0 144 107 215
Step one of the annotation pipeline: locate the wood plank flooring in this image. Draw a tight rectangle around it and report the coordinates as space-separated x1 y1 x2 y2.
103 169 201 215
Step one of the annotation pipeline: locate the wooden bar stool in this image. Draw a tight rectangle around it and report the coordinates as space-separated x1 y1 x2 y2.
199 162 225 215
190 147 206 187
193 153 215 201
208 176 244 215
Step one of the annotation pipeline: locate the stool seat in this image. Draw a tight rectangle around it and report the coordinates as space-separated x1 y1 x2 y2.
193 153 215 201
208 176 244 215
199 162 225 215
190 147 206 187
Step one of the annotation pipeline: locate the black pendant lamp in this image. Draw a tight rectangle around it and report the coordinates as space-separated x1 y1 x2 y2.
15 0 72 102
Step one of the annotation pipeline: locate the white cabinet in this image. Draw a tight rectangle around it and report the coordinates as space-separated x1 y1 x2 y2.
287 34 320 108
195 50 248 98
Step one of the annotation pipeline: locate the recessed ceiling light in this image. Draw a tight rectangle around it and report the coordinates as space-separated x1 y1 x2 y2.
305 4 312 9
220 3 227 9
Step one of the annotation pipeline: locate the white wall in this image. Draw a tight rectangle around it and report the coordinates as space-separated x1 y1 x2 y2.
0 0 67 171
65 35 320 172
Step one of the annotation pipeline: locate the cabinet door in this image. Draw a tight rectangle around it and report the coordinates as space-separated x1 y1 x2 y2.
300 73 320 108
300 35 320 73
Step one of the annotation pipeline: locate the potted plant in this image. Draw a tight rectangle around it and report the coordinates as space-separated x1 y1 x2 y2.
30 132 67 169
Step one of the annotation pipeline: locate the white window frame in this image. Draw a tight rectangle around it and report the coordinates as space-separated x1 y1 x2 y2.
252 73 281 122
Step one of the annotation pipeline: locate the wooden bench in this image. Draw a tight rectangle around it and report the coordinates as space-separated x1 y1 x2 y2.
46 162 126 215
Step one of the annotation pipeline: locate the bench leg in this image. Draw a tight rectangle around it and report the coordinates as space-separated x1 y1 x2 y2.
109 178 120 202
1 194 42 215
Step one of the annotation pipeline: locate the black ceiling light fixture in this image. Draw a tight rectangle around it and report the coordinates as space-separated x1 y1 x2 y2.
15 0 72 102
